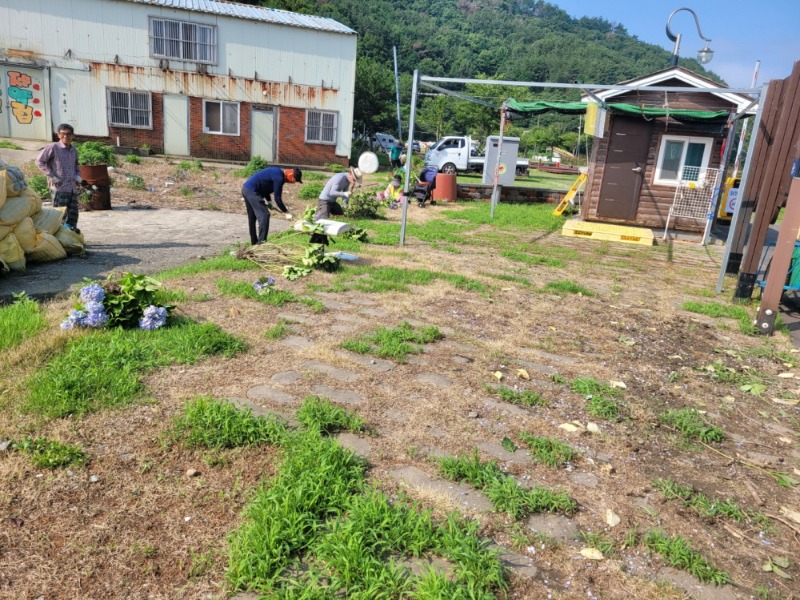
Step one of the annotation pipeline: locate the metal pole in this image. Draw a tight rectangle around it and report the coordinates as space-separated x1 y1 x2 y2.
393 46 402 142
490 105 507 219
400 70 419 246
732 60 760 178
716 82 769 293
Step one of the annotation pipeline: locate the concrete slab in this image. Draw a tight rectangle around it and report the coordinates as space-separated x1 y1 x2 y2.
312 385 364 405
390 466 493 512
302 359 360 382
247 385 296 404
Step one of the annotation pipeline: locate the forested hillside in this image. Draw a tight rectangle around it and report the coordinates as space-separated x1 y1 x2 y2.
239 0 721 148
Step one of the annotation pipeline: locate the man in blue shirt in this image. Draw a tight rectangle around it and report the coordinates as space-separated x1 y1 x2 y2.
241 166 302 245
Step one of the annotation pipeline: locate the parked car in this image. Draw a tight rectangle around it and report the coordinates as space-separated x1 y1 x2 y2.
372 132 400 153
411 140 421 152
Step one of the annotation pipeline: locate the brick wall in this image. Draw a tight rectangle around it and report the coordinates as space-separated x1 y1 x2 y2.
457 183 565 204
278 106 347 167
188 97 252 162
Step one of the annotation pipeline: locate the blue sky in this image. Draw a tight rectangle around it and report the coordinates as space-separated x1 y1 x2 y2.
554 1 800 89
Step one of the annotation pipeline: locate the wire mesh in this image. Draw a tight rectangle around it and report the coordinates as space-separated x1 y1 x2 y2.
663 166 722 241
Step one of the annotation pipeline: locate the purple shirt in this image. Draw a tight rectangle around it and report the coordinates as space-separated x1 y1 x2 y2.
36 141 80 193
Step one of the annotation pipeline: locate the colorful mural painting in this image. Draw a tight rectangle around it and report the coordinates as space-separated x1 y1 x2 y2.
7 70 43 125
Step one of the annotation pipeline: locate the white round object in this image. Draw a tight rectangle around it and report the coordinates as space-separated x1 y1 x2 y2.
358 152 380 174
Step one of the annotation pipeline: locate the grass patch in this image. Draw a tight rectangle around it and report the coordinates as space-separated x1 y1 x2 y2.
24 319 245 419
500 250 565 268
541 279 595 296
332 264 488 295
124 154 141 164
233 155 268 178
265 318 293 340
177 159 204 172
486 384 548 407
643 530 731 585
580 531 616 557
586 395 621 420
295 396 364 434
682 301 755 334
341 321 442 363
0 140 23 150
439 450 577 518
216 278 303 308
660 408 725 443
157 252 260 279
518 434 576 468
227 430 507 597
171 396 287 448
0 294 47 351
486 272 533 287
442 203 565 232
571 376 622 419
14 436 88 469
652 478 752 522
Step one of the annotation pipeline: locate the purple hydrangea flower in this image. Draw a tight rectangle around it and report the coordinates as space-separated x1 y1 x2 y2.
79 283 105 305
253 276 276 294
83 301 109 328
139 305 168 330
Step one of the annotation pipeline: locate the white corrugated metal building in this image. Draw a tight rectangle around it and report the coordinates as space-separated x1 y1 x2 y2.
0 0 358 165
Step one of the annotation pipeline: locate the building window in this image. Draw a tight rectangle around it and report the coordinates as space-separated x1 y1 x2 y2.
150 17 217 64
653 135 713 185
306 110 337 144
204 100 239 135
107 89 152 128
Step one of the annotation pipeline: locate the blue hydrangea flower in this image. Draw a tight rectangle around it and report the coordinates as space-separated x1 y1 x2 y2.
61 309 87 330
83 301 109 328
139 305 168 330
79 283 105 304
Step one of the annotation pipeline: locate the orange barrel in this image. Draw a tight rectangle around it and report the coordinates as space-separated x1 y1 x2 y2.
432 173 457 202
79 164 112 210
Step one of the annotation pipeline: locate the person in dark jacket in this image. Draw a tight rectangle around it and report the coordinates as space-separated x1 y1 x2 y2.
241 166 302 245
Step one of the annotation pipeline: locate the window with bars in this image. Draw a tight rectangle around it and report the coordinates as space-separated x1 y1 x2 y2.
653 135 713 186
204 100 239 135
306 110 338 144
107 89 152 128
150 17 216 64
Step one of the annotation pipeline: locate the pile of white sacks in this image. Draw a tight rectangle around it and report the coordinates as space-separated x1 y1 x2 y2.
0 162 85 273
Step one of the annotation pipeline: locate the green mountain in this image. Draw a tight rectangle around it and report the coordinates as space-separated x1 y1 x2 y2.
238 0 721 145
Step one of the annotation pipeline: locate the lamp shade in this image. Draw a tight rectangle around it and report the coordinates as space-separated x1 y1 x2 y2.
697 46 714 64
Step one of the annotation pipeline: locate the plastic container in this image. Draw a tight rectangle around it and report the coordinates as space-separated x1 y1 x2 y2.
432 173 457 202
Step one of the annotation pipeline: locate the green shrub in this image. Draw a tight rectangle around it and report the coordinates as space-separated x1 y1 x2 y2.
299 182 323 200
125 173 146 190
76 141 118 167
344 192 381 219
27 174 51 199
233 155 269 178
124 154 141 164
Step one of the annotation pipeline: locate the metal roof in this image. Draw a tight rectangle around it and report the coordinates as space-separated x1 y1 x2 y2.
121 0 357 35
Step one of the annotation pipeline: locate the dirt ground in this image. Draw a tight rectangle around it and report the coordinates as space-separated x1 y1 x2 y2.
2 156 800 599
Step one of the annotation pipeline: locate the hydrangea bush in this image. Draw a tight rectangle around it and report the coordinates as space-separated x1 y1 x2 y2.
61 274 172 331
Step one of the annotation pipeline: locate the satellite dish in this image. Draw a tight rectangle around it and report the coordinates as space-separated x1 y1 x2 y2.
358 151 380 174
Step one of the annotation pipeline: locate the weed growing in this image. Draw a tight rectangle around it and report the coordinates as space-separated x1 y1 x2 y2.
264 318 293 340
500 250 565 268
25 319 245 418
295 396 364 434
643 530 731 585
341 321 441 363
660 408 725 443
487 384 548 407
333 264 487 295
518 433 576 467
439 450 576 518
586 395 621 420
233 155 268 178
171 396 287 448
571 376 622 419
14 436 88 469
157 252 261 279
216 278 301 307
124 154 141 164
0 294 47 351
27 173 51 199
580 531 615 557
652 478 752 522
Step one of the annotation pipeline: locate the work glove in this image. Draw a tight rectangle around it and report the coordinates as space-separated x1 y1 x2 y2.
284 213 293 220
343 191 351 199
266 200 276 210
75 176 83 185
5 166 27 193
51 176 62 187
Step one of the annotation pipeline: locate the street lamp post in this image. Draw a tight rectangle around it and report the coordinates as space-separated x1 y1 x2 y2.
666 7 714 67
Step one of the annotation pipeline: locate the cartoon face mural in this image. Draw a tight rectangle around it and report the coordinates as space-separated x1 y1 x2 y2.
7 70 43 125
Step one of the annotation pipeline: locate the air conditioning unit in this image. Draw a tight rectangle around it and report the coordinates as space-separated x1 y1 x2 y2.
197 63 208 74
158 58 169 71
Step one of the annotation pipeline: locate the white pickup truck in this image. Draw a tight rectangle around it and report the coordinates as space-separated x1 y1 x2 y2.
424 135 529 176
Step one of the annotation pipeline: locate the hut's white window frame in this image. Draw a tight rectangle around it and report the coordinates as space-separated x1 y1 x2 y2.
107 89 153 129
305 110 338 145
653 135 713 186
150 17 217 65
203 100 240 136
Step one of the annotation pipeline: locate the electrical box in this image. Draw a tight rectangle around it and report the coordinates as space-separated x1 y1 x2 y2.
482 136 520 186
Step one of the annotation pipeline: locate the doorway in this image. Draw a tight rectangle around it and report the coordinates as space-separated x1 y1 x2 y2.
596 117 652 220
163 94 189 156
251 106 276 162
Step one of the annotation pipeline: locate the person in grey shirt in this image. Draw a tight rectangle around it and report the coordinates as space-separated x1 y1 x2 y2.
315 167 362 220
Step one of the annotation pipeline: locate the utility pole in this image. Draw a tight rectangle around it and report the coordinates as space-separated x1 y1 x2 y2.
393 46 402 142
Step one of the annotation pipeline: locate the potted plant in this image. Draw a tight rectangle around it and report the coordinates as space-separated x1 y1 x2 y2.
77 142 118 211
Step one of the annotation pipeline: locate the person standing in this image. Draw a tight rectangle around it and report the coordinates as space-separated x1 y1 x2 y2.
241 166 302 245
389 142 403 169
315 167 362 220
36 123 83 233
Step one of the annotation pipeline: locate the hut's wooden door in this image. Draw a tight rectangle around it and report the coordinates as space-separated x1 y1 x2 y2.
596 118 651 220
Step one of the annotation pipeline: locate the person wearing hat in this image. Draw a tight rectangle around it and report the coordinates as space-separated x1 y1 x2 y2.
241 166 302 245
379 176 404 208
315 166 362 220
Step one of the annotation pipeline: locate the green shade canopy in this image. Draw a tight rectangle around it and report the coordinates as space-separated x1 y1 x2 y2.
505 98 730 122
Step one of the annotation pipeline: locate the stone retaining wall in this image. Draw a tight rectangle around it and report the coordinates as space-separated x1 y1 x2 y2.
456 184 565 205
